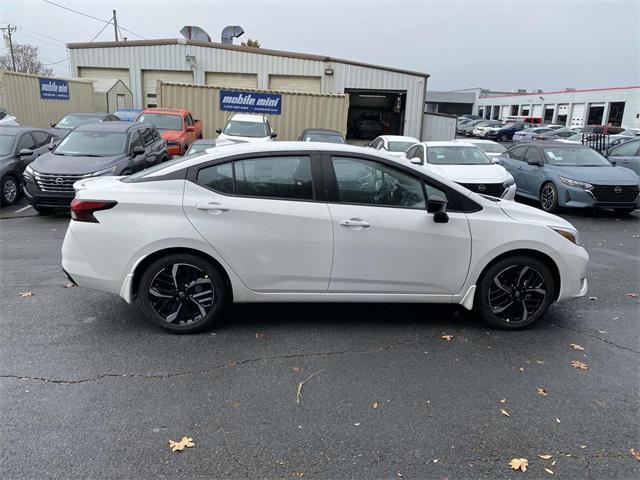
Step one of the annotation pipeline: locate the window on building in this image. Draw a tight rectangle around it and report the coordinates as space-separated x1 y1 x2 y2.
607 102 625 127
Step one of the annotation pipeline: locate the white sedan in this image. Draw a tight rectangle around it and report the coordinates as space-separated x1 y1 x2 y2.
453 138 507 160
368 135 419 158
216 113 276 143
405 141 516 200
62 142 588 333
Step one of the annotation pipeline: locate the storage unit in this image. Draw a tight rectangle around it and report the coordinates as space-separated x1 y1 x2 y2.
68 39 428 139
157 81 348 141
0 70 94 128
89 79 133 113
422 112 456 141
142 70 194 108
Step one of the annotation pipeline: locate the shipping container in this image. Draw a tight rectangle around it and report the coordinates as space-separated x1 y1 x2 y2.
157 81 349 141
0 70 95 128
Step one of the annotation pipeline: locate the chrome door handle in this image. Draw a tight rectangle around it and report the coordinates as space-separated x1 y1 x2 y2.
339 218 370 228
196 202 230 213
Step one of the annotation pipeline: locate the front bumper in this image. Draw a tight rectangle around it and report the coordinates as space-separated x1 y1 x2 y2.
23 179 74 208
558 183 640 210
502 184 517 200
556 243 589 302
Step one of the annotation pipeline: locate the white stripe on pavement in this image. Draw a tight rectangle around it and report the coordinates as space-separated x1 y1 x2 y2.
15 205 32 213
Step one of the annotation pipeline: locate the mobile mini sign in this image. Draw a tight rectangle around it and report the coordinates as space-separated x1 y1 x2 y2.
219 90 282 115
39 78 70 100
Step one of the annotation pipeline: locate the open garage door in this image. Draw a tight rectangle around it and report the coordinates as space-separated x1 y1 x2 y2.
344 89 406 142
206 72 257 89
142 70 193 108
269 75 321 93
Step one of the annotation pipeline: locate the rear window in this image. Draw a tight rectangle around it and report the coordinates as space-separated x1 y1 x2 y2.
387 141 414 152
138 113 182 131
223 120 268 138
56 115 102 129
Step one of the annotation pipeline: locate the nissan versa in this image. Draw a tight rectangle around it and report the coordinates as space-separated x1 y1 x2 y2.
62 142 589 334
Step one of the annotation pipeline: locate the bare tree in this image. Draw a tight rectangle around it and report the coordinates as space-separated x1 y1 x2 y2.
0 41 54 75
240 38 261 48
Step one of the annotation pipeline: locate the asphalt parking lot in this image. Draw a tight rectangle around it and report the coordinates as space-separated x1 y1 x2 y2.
1 198 639 479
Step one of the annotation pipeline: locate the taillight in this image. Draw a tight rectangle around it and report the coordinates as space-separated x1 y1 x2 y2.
70 199 117 223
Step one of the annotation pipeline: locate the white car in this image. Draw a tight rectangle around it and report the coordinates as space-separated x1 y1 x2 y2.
216 113 276 143
473 123 502 138
368 135 419 157
405 141 516 200
62 142 588 333
0 108 19 126
453 138 507 160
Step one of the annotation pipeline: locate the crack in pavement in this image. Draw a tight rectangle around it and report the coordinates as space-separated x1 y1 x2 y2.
553 323 640 354
0 334 441 385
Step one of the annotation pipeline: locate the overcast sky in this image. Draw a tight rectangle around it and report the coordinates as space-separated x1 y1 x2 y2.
2 0 639 91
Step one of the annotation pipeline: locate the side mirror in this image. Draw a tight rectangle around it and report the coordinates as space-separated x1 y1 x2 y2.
50 122 56 128
427 195 449 223
186 126 195 132
48 143 56 151
527 158 542 166
18 148 34 156
215 128 222 134
490 157 500 164
410 156 423 165
608 157 616 166
270 132 278 139
132 146 145 156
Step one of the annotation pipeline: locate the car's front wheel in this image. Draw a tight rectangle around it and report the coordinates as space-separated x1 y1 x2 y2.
476 255 555 329
1 175 19 206
500 134 509 142
540 182 558 212
137 253 226 333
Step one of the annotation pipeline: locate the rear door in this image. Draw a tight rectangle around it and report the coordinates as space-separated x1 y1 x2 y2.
609 139 640 175
325 154 471 294
183 153 333 292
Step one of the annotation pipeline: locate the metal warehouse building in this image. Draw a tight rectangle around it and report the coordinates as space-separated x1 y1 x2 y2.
68 39 429 140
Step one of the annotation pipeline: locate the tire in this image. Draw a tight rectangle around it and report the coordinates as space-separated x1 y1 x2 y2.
1 175 19 207
475 255 555 329
137 253 226 333
500 134 509 142
540 182 558 212
33 205 54 215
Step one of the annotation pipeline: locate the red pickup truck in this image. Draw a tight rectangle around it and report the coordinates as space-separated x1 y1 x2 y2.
136 108 203 157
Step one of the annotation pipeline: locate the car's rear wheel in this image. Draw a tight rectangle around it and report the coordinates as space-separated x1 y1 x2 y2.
138 253 226 333
476 255 555 329
500 134 508 142
1 175 18 206
540 182 558 212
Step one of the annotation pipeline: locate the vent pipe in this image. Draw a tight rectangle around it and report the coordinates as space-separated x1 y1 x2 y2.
221 25 244 44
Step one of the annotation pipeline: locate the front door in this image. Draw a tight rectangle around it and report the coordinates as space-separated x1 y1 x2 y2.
520 146 545 195
183 154 333 292
326 155 471 294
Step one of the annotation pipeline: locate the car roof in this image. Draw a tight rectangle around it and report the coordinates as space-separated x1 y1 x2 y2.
229 113 266 123
510 141 587 149
141 108 187 115
421 141 478 147
301 128 342 134
64 112 109 117
453 138 499 144
380 135 418 141
0 126 48 135
74 121 141 133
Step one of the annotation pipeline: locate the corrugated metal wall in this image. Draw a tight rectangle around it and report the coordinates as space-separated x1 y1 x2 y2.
70 42 426 137
0 70 95 128
158 82 349 141
422 113 457 141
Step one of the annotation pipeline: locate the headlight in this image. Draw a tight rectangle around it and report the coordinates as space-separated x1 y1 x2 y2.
503 177 515 188
550 227 582 246
559 176 593 190
24 165 35 177
90 165 118 176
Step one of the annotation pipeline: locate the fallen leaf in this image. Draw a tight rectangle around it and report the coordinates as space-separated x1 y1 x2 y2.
551 460 556 466
580 445 587 449
570 343 585 351
397 473 403 478
555 417 561 423
291 367 301 373
626 293 638 298
293 472 305 478
509 458 528 472
168 436 194 452
537 387 549 396
570 360 588 370
255 332 265 338
589 296 597 301
500 408 510 417
227 361 237 368
18 291 33 297
63 282 75 288
231 401 240 408
631 449 640 461
499 398 506 404
433 459 439 463
372 402 379 409
538 454 553 460
545 468 555 475
441 334 454 341
519 367 525 372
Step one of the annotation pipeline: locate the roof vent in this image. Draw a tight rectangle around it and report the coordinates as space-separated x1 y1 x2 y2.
221 25 244 44
180 26 211 42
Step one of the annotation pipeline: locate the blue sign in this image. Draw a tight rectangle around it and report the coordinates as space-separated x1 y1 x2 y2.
219 90 282 115
39 78 69 100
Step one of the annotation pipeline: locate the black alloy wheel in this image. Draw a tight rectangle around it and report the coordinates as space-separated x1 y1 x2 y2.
1 175 18 206
540 182 558 212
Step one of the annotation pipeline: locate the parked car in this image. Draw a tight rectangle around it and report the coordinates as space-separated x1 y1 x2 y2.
581 125 626 135
24 122 167 213
453 138 507 159
533 127 583 141
0 126 53 206
184 138 247 157
61 141 588 333
486 122 533 142
513 127 553 143
368 135 419 157
498 141 639 214
114 108 143 122
216 113 276 144
299 128 345 143
0 107 20 126
457 119 487 136
137 108 203 157
355 114 383 138
607 138 640 175
405 141 516 200
48 112 119 141
473 121 503 138
557 133 634 150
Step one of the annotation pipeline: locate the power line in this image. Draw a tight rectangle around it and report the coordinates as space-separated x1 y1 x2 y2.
0 24 17 71
89 21 111 42
0 21 67 45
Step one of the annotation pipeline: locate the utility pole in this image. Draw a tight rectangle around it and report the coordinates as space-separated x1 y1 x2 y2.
1 24 17 71
112 10 119 41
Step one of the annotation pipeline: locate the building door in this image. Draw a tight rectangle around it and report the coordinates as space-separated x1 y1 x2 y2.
116 94 126 110
205 72 258 89
587 103 605 125
268 75 321 93
78 67 131 88
607 102 625 127
570 104 585 127
544 107 554 123
142 70 194 108
556 104 569 126
344 89 406 140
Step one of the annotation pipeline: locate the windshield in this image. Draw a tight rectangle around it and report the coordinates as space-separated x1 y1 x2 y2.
566 133 583 141
475 142 506 154
543 147 611 166
0 134 15 155
388 141 414 152
54 131 127 156
427 146 491 165
302 132 344 143
55 115 101 130
223 120 268 138
137 113 182 131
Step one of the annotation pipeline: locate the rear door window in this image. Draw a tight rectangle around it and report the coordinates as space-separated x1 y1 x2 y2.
17 133 37 151
508 145 528 161
141 128 155 146
524 147 543 164
31 131 52 147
